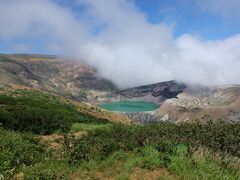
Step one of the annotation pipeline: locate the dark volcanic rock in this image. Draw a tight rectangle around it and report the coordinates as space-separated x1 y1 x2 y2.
120 80 187 99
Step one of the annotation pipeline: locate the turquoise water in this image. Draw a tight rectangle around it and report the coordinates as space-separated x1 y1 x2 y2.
100 101 160 112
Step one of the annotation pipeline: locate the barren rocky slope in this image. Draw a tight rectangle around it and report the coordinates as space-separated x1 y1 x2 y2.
155 85 240 123
0 54 117 103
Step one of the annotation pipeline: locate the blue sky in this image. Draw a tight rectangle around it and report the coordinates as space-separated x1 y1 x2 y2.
134 0 239 40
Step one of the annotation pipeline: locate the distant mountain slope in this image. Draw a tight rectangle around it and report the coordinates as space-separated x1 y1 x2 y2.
0 54 117 103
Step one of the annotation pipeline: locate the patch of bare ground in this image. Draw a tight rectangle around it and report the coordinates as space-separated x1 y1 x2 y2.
70 168 177 180
129 168 177 180
39 131 87 148
9 84 34 90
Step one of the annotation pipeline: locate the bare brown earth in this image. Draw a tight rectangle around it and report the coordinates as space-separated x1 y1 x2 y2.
69 167 177 180
129 167 177 180
39 131 87 148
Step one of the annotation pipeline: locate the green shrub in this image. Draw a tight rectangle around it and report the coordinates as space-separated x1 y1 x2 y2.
70 122 240 164
138 146 164 169
1 121 240 179
0 94 15 104
0 128 46 178
20 160 72 179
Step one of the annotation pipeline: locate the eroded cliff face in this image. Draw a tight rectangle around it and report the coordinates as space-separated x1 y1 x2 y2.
119 80 187 104
124 112 158 124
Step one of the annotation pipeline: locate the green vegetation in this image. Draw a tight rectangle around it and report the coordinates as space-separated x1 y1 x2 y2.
1 123 239 179
0 89 240 179
0 128 47 177
71 122 240 161
71 123 113 132
0 90 107 135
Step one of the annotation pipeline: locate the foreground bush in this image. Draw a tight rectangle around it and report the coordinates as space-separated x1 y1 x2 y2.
0 128 46 178
1 122 240 179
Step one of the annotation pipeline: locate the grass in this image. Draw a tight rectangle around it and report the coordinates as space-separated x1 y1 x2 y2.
47 145 238 179
71 123 113 132
167 145 240 179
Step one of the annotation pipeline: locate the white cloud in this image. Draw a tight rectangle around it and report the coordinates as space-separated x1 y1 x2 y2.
0 0 88 52
175 34 240 85
0 0 240 88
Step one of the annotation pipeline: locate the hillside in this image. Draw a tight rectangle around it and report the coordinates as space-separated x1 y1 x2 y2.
0 54 117 103
155 85 240 123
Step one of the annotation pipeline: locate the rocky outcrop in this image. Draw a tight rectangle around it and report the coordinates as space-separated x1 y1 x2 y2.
119 80 186 103
124 112 158 124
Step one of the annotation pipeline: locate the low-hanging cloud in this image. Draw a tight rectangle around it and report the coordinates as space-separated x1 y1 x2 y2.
0 0 240 88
